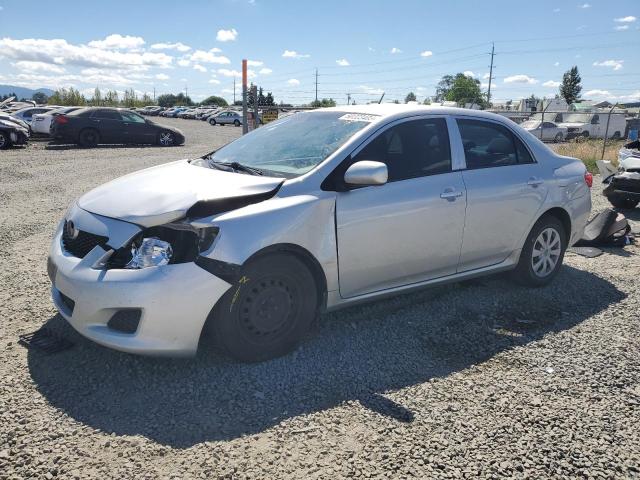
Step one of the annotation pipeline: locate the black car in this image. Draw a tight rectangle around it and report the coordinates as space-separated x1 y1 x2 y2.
0 114 29 149
50 107 185 147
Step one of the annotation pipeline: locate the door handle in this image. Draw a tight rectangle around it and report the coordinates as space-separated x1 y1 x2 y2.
440 188 463 200
527 177 544 187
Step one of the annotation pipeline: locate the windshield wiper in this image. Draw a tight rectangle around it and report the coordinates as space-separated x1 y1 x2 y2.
209 160 263 176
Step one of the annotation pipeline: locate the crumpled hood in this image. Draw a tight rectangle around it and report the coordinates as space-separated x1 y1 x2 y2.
78 159 284 227
558 122 584 129
619 150 640 170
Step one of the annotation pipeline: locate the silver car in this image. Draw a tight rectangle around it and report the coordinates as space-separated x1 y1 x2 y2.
48 105 592 361
521 119 568 142
208 110 243 126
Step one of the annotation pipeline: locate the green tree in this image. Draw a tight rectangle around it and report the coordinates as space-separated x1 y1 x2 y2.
435 75 455 102
104 90 119 106
32 92 48 104
90 87 103 106
404 92 417 103
559 66 582 105
309 98 336 108
265 92 275 106
47 88 87 106
157 93 177 107
201 95 228 107
122 88 137 108
437 73 487 107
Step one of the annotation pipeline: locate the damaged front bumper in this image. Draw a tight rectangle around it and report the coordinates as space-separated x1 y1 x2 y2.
604 171 640 202
48 207 232 357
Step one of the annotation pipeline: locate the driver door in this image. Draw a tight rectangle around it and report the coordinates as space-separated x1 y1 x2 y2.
335 117 467 298
120 111 155 144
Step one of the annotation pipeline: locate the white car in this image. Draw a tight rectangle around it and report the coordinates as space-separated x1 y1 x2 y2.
31 106 82 135
48 105 592 361
520 119 567 142
603 140 640 209
11 106 58 126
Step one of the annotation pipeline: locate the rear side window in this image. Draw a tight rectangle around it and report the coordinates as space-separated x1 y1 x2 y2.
353 118 452 182
457 119 534 169
92 109 121 120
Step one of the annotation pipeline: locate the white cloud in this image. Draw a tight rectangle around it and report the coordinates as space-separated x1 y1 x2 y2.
14 61 65 73
554 61 560 66
190 49 230 64
553 8 560 12
247 60 263 66
336 58 350 66
155 73 170 80
482 73 490 79
259 68 272 75
358 85 384 95
593 59 624 70
542 80 561 87
579 3 590 8
282 50 310 59
614 15 636 23
420 50 433 58
287 78 300 86
217 68 255 78
614 25 629 31
208 78 221 84
177 59 190 67
463 70 477 78
216 28 238 42
504 74 538 84
87 34 145 50
0 37 172 69
193 64 207 72
584 89 611 98
150 42 191 52
221 88 234 94
390 47 402 54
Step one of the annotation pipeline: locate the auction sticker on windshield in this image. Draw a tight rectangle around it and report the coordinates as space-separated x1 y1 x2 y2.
338 113 380 122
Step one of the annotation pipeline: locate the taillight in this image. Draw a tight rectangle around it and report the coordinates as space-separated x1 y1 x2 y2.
55 115 69 125
584 172 593 188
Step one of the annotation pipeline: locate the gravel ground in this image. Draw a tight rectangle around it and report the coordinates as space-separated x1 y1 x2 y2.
1 118 639 479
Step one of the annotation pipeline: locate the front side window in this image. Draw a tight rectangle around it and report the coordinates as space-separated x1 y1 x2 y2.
207 111 372 178
353 118 452 181
120 111 145 123
457 119 533 169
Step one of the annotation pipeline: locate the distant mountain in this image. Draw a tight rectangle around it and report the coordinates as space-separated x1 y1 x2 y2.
0 85 56 100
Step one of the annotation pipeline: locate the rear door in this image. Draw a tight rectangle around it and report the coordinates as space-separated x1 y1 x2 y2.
335 116 467 298
90 109 125 143
454 117 548 272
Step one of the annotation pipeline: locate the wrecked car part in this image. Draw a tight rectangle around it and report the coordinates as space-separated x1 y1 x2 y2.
186 186 282 219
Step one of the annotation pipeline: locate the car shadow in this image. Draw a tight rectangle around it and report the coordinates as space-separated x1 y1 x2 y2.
45 143 182 150
28 266 624 448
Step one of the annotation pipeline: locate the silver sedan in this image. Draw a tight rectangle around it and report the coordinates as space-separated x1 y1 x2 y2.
48 105 592 361
208 110 243 126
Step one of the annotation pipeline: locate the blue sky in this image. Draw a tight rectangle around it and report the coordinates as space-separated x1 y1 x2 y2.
0 0 638 104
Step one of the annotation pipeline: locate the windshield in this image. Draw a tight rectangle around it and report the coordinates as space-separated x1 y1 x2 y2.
207 111 374 178
520 121 540 129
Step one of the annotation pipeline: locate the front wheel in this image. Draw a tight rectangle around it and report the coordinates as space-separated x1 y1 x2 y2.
209 118 216 126
512 216 567 287
209 253 318 362
158 131 175 146
0 131 10 149
554 132 563 143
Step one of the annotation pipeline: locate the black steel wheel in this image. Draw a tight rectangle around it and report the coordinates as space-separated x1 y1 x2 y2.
0 131 10 149
210 253 318 362
78 128 99 147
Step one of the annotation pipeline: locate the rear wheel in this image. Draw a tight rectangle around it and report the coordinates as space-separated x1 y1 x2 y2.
513 216 567 287
158 131 175 146
78 128 99 148
0 131 10 149
210 253 318 362
608 195 638 209
611 131 621 140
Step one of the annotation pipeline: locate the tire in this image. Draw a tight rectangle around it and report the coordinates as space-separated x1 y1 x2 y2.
234 119 241 127
78 128 99 148
611 131 621 140
608 195 638 209
210 253 318 362
0 131 10 149
554 132 563 143
209 118 217 126
576 131 589 142
512 215 567 287
158 131 175 147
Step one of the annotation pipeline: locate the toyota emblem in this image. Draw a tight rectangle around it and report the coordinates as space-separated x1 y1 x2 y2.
64 219 79 239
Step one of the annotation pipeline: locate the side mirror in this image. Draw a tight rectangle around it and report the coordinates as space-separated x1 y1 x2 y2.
344 160 388 187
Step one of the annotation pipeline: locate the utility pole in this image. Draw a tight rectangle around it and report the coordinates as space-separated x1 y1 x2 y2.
185 84 188 100
242 59 248 134
347 93 351 106
233 77 236 104
315 68 318 103
153 87 156 102
487 42 495 105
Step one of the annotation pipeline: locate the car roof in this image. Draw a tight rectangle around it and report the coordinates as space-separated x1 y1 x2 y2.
314 103 514 125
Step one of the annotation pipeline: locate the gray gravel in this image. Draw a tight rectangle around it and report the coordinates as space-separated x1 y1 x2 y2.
1 118 639 479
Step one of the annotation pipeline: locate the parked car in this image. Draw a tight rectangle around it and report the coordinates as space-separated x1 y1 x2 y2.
163 107 189 118
603 140 640 209
520 119 568 142
208 110 243 126
48 105 591 362
559 112 626 140
11 106 59 126
0 113 29 149
31 106 82 135
50 107 185 147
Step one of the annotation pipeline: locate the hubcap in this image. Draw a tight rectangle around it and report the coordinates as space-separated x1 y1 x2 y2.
160 132 173 145
0 134 6 148
531 227 561 277
240 277 296 341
